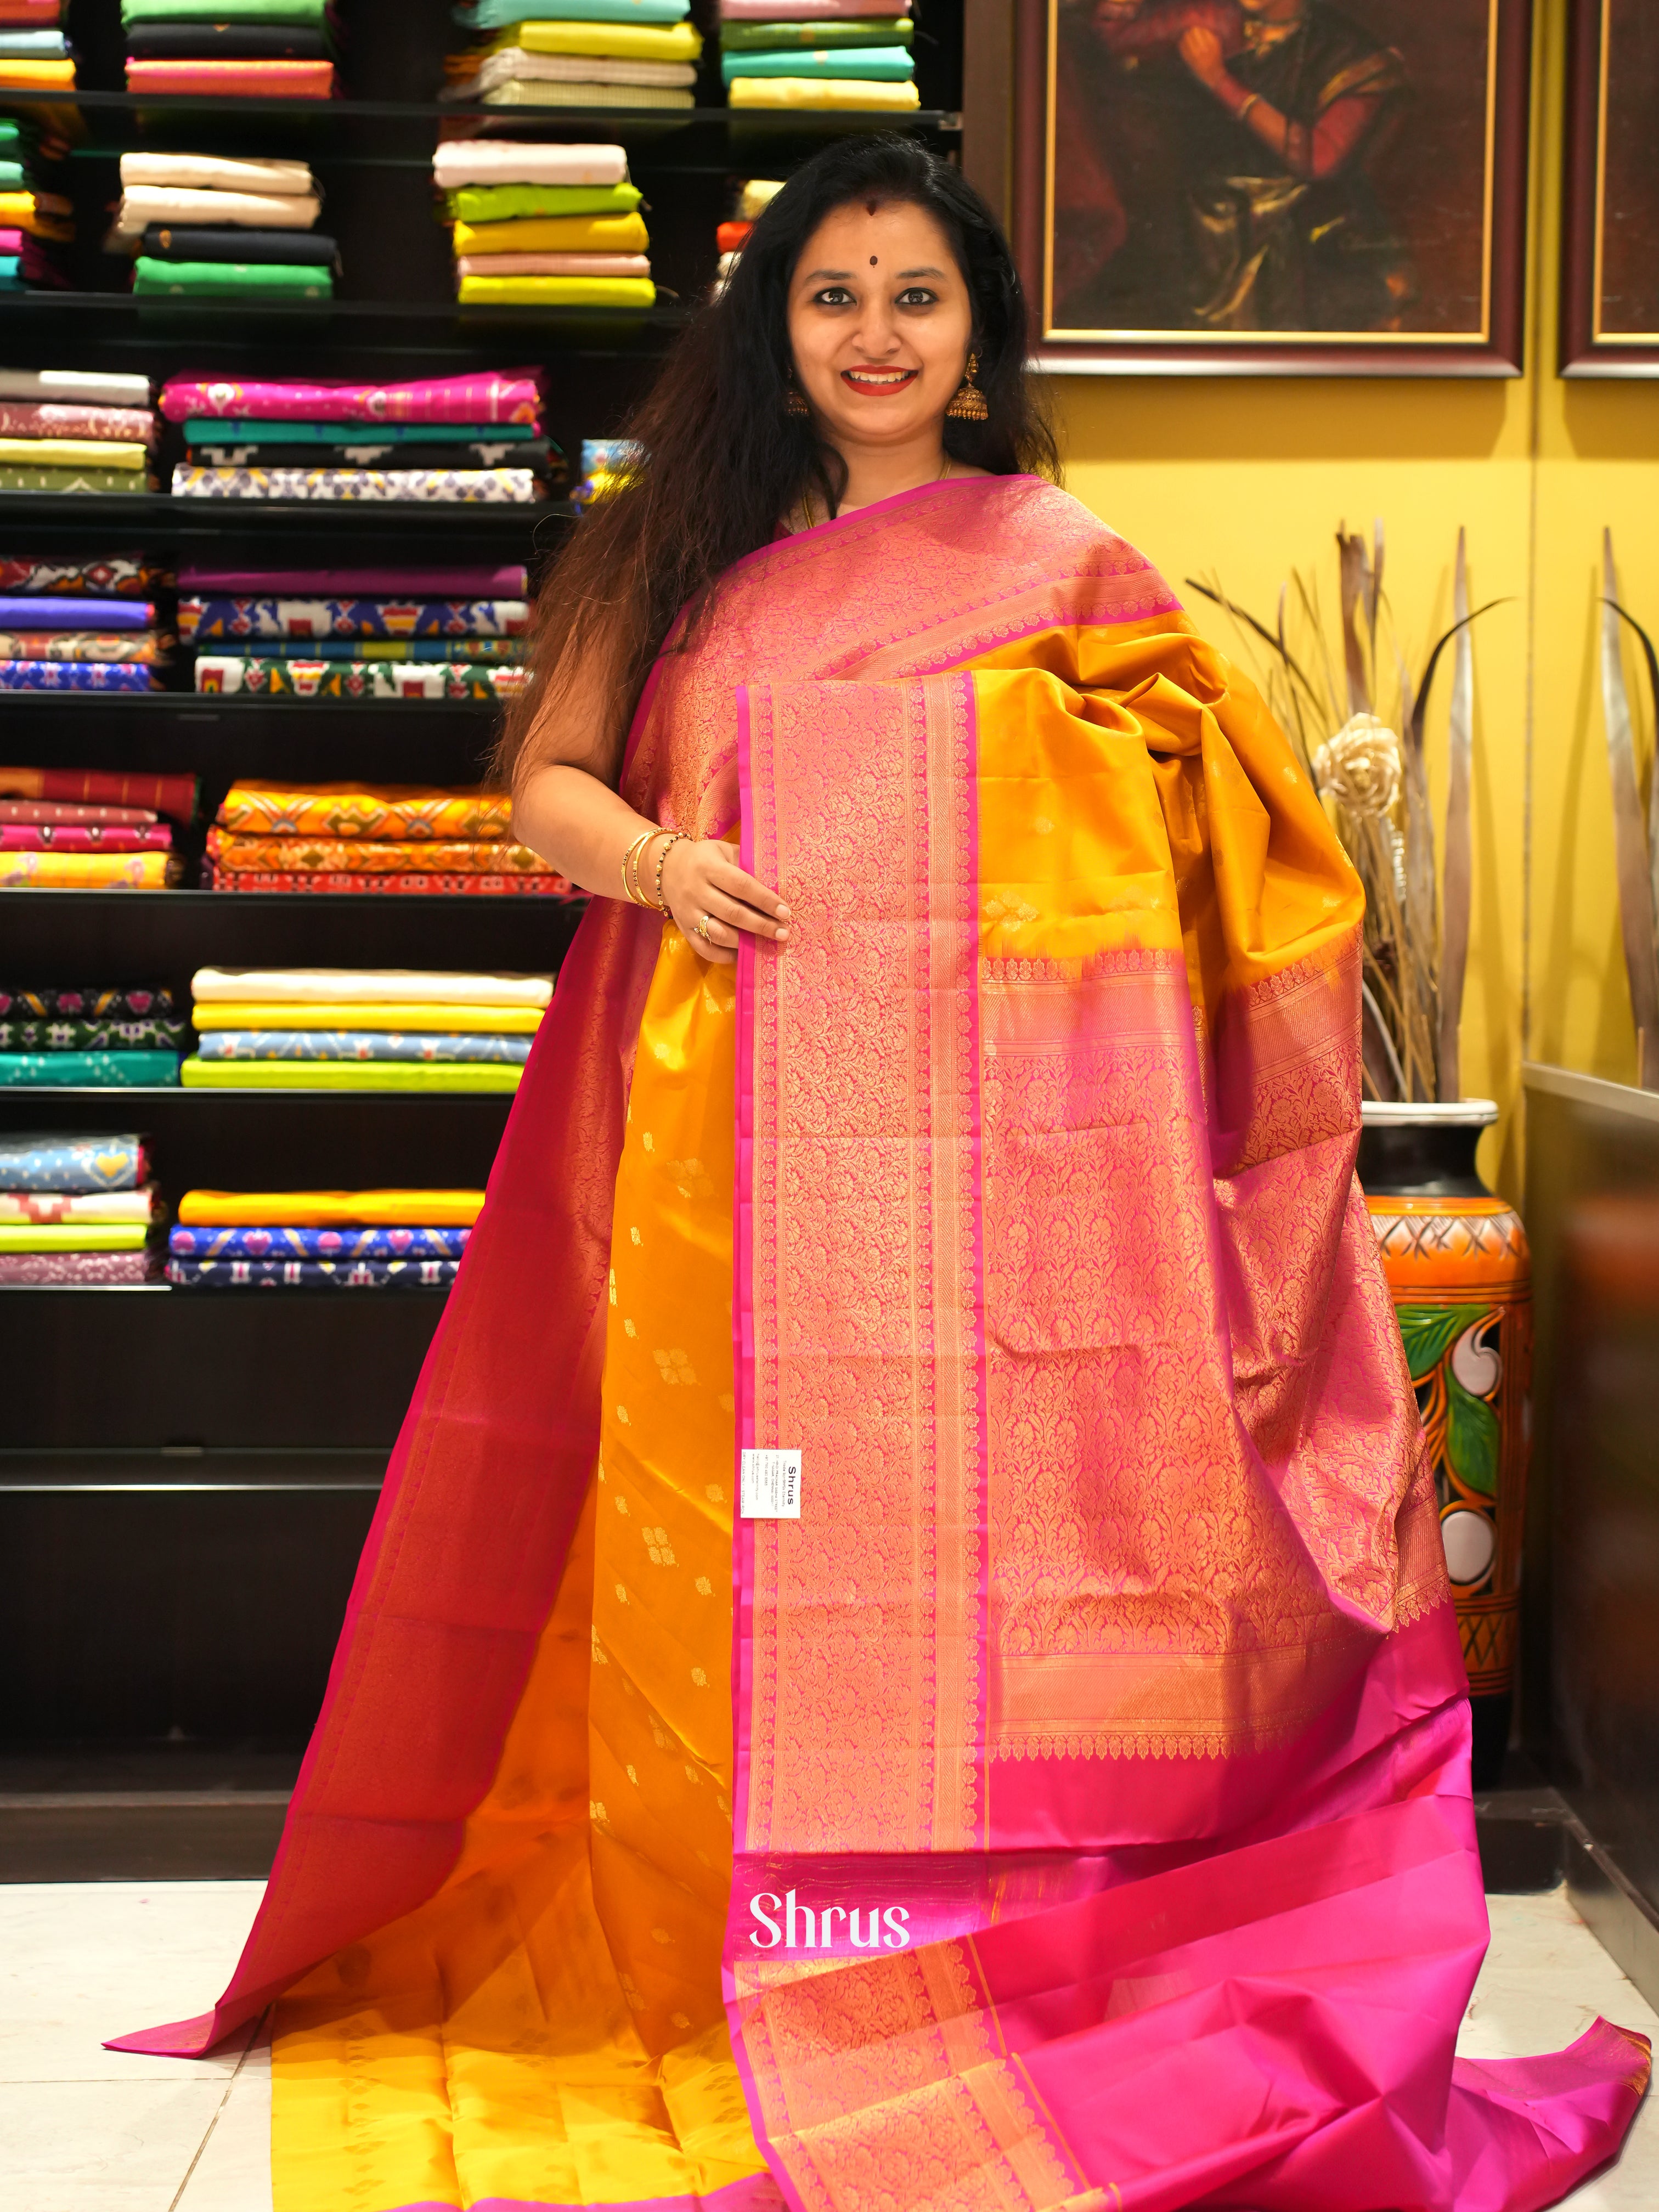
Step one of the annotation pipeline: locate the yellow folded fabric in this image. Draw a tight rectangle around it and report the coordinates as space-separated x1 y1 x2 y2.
0 1223 150 1251
480 81 692 107
0 439 149 471
450 211 650 257
495 18 700 59
178 1189 487 1227
0 187 74 240
727 75 919 107
458 274 656 308
0 59 75 86
180 1057 522 1092
0 851 172 889
193 1001 545 1034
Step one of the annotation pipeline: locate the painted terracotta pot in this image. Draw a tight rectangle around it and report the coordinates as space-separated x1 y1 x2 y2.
1359 1101 1531 1790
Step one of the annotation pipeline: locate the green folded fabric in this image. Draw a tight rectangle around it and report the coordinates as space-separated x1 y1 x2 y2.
0 160 24 188
180 1056 523 1092
0 1050 178 1084
122 0 330 21
723 44 915 80
0 1223 150 1251
719 16 910 49
446 180 642 224
133 256 334 297
0 466 150 493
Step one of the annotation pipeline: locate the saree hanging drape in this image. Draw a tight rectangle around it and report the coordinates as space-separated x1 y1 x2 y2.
114 477 1648 2210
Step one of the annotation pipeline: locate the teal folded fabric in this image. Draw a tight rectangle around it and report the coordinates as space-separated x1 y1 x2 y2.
0 1051 180 1086
0 259 20 290
122 0 330 21
455 0 687 24
134 258 334 297
0 159 27 184
722 45 915 81
182 416 537 443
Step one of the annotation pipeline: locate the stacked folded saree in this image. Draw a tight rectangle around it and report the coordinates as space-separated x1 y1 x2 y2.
720 0 917 107
432 139 654 309
0 529 172 689
0 1130 159 1283
113 153 336 299
122 0 338 95
184 577 531 697
0 365 153 494
161 368 552 500
0 12 74 91
168 1184 485 1288
183 963 549 1085
0 118 73 290
0 983 184 1084
443 0 698 112
0 768 193 883
198 785 575 898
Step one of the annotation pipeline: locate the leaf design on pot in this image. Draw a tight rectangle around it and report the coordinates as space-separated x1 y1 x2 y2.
1395 1305 1470 1381
1450 1318 1501 1399
1446 1373 1499 1497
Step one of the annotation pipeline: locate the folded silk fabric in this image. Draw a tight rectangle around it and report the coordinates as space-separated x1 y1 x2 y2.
206 869 571 896
161 369 543 424
179 565 527 594
0 554 153 594
213 782 515 836
180 421 526 448
479 82 692 106
0 2 64 22
459 49 694 90
0 594 153 627
121 0 331 19
0 59 74 84
183 597 526 641
457 0 686 21
195 656 523 698
720 0 909 12
144 226 340 263
0 985 177 1017
189 967 552 1007
230 645 515 669
727 73 918 103
451 209 648 254
0 401 156 441
125 59 336 93
458 274 656 305
134 259 334 296
119 151 315 194
0 848 173 883
719 14 909 44
180 1057 521 1091
0 438 148 470
0 1132 146 1190
0 370 151 405
198 1030 532 1062
447 181 639 221
189 440 549 473
171 1223 470 1258
456 252 648 277
0 768 193 817
0 1049 177 1084
0 1250 154 1283
430 142 627 188
168 1255 460 1289
496 18 699 57
0 631 163 662
173 468 540 503
126 22 333 55
0 1187 159 1223
115 188 323 233
722 43 913 77
207 830 555 874
0 1221 151 1248
0 1012 183 1046
0 821 172 845
0 663 156 690
0 27 64 49
0 469 150 496
194 1000 541 1032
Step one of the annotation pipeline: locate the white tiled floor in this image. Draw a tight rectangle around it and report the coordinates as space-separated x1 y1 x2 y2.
0 1882 1654 2209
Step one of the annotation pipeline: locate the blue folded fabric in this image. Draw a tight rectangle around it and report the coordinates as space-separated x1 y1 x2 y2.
196 1030 531 1063
170 1223 471 1259
0 663 154 691
0 596 154 629
0 1051 179 1086
167 1256 461 1289
0 1132 145 1190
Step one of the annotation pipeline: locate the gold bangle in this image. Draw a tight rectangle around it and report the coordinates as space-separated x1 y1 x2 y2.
1237 92 1260 122
651 830 688 916
621 829 654 905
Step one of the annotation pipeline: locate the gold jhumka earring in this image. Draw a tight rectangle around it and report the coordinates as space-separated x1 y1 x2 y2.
785 375 809 417
945 351 989 421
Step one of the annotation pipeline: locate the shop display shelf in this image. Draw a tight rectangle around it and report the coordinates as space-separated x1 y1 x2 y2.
0 492 577 535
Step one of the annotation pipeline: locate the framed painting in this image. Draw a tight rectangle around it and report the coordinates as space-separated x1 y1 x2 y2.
1561 0 1659 375
1011 0 1532 374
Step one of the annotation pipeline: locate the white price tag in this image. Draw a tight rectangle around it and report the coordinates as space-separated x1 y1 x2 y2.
741 1448 802 1520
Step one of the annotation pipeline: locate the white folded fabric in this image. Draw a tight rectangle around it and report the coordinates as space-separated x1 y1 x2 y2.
456 251 651 276
113 187 324 235
431 139 628 189
118 153 316 196
190 968 556 1007
0 368 152 405
465 47 696 90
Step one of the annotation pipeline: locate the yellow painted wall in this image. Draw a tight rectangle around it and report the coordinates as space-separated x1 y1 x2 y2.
1046 0 1656 1201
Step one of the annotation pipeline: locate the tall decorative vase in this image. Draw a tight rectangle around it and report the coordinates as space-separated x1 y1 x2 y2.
1359 1102 1532 1790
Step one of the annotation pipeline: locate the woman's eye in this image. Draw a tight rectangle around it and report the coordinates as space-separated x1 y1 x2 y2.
814 286 855 306
896 287 938 307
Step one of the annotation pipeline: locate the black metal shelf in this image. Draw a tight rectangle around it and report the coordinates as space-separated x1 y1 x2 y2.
3 290 687 338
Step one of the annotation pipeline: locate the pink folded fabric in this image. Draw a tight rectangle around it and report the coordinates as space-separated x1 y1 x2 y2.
177 565 528 595
719 0 909 15
161 372 544 426
0 824 174 851
0 400 156 442
455 252 651 277
125 59 336 96
0 228 21 252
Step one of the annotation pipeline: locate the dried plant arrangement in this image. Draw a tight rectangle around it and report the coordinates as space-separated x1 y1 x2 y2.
1598 530 1659 1092
1188 525 1497 1103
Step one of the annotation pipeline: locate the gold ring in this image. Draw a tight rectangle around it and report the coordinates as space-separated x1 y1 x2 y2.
693 914 711 942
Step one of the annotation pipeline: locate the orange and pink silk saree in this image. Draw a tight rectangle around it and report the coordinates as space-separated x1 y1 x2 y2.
118 477 1647 2209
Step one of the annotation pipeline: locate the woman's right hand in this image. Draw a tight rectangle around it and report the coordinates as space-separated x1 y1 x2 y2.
658 836 789 967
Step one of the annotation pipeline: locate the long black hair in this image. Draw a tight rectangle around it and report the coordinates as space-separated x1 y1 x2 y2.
496 134 1058 791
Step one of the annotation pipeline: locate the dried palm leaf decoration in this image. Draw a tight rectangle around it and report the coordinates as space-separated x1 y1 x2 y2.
1189 524 1499 1102
1599 529 1659 1091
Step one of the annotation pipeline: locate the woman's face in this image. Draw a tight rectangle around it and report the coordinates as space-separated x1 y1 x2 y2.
786 198 974 452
